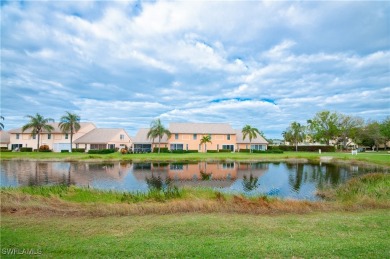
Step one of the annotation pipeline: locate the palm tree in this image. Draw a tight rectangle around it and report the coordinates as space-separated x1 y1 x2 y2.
285 122 306 152
242 125 261 153
199 135 212 152
0 116 4 130
59 112 81 153
22 113 54 151
147 119 171 153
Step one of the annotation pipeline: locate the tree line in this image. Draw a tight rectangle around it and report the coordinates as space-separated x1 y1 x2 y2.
283 110 390 151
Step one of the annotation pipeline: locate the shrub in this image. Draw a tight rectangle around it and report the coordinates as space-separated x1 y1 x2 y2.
72 148 85 153
20 147 33 152
153 147 169 153
206 150 218 153
1 147 8 150
278 145 335 152
61 150 69 153
218 149 232 153
239 149 250 153
120 148 128 154
39 145 52 152
88 149 116 154
0 149 12 152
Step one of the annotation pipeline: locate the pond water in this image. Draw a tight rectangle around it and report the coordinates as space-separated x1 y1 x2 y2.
0 161 387 200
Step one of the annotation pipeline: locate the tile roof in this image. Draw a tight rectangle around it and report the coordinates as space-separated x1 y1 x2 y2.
235 129 268 144
8 122 95 134
169 123 235 134
132 128 169 144
74 128 129 144
0 131 10 144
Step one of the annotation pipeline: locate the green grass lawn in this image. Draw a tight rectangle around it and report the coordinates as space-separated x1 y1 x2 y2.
1 151 389 166
1 210 389 258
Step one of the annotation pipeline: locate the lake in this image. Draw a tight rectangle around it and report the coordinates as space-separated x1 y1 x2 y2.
0 161 387 200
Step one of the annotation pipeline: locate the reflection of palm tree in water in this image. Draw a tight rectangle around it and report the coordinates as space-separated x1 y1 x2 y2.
289 163 304 192
242 174 259 191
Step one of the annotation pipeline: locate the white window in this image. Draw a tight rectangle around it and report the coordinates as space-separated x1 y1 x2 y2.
175 134 179 140
65 134 69 140
227 134 230 140
16 134 20 140
251 144 265 151
32 134 36 140
193 134 197 140
170 143 183 150
120 134 125 140
48 134 51 140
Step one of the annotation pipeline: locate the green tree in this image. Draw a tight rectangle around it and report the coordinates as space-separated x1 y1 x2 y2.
284 122 306 152
337 115 364 150
59 112 81 153
199 135 212 152
361 121 385 151
0 116 4 130
307 111 339 145
22 113 54 151
380 116 390 149
242 125 261 153
147 119 171 154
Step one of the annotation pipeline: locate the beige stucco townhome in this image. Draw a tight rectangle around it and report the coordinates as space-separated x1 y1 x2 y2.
132 122 268 152
7 122 96 151
0 131 10 149
73 128 132 151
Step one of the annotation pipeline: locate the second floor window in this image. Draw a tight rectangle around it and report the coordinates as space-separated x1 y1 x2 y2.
65 134 69 139
227 134 230 140
175 134 179 140
193 134 197 140
120 134 124 140
48 134 51 140
16 134 20 140
32 134 36 140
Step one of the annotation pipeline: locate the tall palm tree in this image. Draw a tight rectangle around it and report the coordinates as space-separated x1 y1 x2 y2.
22 113 54 151
242 125 261 153
59 112 81 153
147 119 171 153
0 116 4 130
290 122 306 152
199 135 212 152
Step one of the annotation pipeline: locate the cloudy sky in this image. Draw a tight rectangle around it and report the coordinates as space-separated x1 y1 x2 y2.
1 1 389 138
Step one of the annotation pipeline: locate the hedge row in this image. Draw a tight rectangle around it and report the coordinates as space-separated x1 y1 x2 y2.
88 149 116 154
171 150 199 154
153 147 169 153
20 147 33 152
238 149 284 154
272 145 336 152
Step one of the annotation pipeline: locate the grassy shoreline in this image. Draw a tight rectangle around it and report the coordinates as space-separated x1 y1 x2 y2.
1 165 389 257
1 151 390 166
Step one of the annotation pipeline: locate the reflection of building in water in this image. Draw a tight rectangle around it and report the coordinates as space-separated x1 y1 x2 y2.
1 161 75 186
0 161 130 187
236 163 268 178
131 162 270 188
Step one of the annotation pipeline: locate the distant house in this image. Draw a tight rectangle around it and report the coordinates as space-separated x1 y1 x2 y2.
7 122 96 151
74 128 132 151
235 130 268 151
0 131 10 149
132 128 169 153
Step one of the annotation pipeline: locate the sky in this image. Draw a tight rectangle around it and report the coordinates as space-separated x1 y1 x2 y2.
1 0 389 139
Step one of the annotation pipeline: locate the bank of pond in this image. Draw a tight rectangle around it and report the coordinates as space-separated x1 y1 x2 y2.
1 160 388 202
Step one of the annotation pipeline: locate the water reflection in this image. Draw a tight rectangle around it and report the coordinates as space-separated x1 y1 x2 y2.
0 161 387 200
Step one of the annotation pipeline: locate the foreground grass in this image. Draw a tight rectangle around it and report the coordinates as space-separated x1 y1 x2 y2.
2 174 389 216
1 210 389 258
1 151 389 166
1 174 389 257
